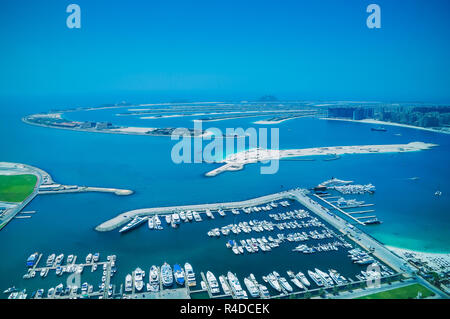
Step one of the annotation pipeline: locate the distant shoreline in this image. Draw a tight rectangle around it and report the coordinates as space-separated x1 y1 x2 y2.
321 118 450 135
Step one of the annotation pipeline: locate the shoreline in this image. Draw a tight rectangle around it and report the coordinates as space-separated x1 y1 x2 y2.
321 118 450 135
386 245 450 274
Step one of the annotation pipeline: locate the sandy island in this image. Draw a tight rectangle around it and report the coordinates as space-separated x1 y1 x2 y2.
205 142 437 176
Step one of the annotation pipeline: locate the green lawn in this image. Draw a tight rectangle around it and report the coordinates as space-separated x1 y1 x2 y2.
358 283 435 299
0 174 37 202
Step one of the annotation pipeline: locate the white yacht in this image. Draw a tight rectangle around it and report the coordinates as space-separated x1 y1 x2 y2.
184 263 196 287
219 275 231 295
227 272 246 299
296 272 310 287
148 266 159 292
134 268 145 292
206 271 220 294
244 278 259 297
125 274 132 292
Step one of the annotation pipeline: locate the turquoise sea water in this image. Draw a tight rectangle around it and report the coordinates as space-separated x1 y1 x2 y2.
0 98 449 295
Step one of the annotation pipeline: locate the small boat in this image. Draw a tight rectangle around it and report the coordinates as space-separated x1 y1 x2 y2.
46 254 55 266
55 254 64 266
148 216 154 229
165 214 172 224
3 286 17 294
26 252 39 268
206 209 214 219
86 253 93 264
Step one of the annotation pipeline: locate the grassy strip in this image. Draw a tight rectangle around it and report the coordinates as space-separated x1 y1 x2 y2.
0 174 37 202
357 283 435 299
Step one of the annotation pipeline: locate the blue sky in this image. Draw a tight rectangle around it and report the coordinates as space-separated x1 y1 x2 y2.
1 0 450 103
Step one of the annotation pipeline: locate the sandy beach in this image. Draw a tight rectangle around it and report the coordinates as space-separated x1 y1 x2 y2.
387 246 450 274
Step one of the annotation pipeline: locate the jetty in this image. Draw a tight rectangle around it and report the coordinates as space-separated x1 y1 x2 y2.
96 192 289 232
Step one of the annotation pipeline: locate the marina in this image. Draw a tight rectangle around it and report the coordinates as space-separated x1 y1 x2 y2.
4 189 422 299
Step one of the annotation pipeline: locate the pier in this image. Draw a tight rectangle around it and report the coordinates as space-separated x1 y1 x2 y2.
313 194 366 226
96 191 291 232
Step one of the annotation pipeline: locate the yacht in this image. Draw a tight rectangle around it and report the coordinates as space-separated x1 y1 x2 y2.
231 209 240 215
125 274 132 292
193 211 202 222
119 216 147 233
186 211 193 221
227 272 246 299
165 214 172 224
134 268 145 292
219 275 231 295
184 263 196 287
174 264 185 286
149 266 160 292
67 254 74 264
218 209 226 217
266 273 281 292
329 269 347 285
206 271 220 294
308 270 325 287
86 253 93 264
244 278 259 297
172 213 181 224
179 211 186 222
258 284 270 298
278 276 293 292
290 276 304 290
315 268 334 287
296 272 310 287
161 262 173 287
